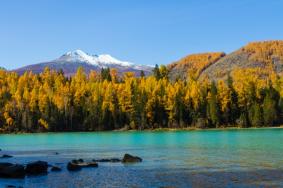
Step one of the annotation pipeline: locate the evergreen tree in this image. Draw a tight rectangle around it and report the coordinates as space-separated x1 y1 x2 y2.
159 65 169 79
249 103 263 127
101 68 112 81
263 93 277 126
152 64 161 80
227 74 240 124
207 82 220 127
140 70 145 78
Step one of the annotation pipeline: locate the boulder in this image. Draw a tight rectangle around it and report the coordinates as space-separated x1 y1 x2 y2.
50 166 62 172
25 161 48 175
0 154 13 158
122 154 142 163
0 162 25 178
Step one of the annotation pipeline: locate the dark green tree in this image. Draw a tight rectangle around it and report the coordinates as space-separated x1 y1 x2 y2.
249 103 263 127
227 74 240 124
101 68 112 81
152 64 161 80
263 93 278 126
140 70 145 78
207 82 220 127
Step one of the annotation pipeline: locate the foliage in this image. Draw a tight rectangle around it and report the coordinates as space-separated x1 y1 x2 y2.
243 40 283 64
0 65 282 132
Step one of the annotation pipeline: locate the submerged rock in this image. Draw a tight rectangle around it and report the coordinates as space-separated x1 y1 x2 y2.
0 162 25 178
51 166 62 172
6 185 23 188
93 158 121 163
122 154 142 163
110 158 122 162
67 162 81 171
25 161 48 175
84 162 98 168
67 160 98 171
0 154 13 158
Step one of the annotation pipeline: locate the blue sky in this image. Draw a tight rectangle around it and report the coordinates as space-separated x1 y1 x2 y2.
0 0 283 69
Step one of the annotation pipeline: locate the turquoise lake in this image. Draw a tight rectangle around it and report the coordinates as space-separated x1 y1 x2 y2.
0 128 283 187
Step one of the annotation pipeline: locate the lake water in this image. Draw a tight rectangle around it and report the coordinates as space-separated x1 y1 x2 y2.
0 128 283 188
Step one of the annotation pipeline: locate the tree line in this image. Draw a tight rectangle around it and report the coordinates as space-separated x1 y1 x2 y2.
0 66 282 132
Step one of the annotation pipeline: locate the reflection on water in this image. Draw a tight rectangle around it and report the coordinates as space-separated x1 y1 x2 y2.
0 128 283 187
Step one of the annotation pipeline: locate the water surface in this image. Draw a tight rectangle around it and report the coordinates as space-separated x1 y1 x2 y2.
0 128 283 187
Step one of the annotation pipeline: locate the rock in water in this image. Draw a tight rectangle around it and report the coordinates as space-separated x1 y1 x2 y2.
67 160 98 171
25 161 48 175
0 154 13 158
93 158 121 163
67 162 81 171
6 185 23 188
0 163 25 178
84 162 98 168
110 158 122 163
51 166 62 172
122 154 142 163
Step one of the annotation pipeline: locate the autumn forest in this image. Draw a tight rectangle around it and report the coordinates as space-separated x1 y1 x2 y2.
0 62 283 133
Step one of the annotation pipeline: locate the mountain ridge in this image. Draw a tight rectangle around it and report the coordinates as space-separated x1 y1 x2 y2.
10 40 283 80
13 50 153 76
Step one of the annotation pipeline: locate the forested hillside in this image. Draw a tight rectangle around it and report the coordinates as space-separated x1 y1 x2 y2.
201 41 283 80
0 65 283 133
170 40 283 81
168 52 225 80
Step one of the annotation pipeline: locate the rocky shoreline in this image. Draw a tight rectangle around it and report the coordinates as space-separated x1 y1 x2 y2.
0 153 142 179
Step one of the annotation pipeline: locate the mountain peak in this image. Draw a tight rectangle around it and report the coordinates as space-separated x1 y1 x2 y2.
58 50 133 67
64 49 90 57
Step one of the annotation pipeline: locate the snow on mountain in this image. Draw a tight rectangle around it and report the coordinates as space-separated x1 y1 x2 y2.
56 49 134 67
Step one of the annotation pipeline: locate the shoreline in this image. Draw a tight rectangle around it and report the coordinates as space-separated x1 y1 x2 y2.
1 126 283 135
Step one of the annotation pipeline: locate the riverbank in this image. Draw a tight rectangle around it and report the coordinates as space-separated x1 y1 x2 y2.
1 125 283 134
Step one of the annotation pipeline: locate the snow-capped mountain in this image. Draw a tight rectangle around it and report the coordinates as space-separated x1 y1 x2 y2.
56 50 134 67
13 50 153 76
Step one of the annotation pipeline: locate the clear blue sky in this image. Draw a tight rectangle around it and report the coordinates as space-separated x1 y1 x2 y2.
1 0 283 69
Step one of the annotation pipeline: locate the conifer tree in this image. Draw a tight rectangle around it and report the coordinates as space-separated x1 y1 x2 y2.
207 82 220 127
